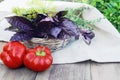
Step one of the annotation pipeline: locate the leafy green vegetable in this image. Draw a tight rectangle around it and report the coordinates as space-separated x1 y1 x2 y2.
12 7 56 21
12 0 57 21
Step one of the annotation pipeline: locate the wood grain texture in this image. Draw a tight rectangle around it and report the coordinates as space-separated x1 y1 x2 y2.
0 42 6 52
91 62 120 80
0 64 37 80
49 62 91 80
0 64 8 80
35 66 53 80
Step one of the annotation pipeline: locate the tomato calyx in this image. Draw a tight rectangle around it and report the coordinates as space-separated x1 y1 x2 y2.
36 47 46 56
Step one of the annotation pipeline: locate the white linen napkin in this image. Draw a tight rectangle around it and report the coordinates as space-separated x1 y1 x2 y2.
0 0 120 64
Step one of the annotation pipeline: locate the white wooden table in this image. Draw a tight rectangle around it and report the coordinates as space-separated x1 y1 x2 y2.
0 42 120 80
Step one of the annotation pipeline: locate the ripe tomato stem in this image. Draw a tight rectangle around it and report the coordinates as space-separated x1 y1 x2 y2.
36 47 46 56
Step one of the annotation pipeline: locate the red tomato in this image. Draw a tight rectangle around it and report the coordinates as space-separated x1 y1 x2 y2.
1 41 26 68
24 46 53 72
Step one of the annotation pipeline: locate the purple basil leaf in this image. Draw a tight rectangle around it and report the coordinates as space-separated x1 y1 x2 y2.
79 29 95 45
35 16 58 39
59 18 80 39
36 20 54 33
50 27 62 38
10 31 34 41
82 36 91 45
86 31 95 39
5 26 18 32
79 29 95 39
35 32 48 38
55 11 67 18
53 11 67 23
58 30 70 39
6 16 33 32
40 17 54 22
33 14 47 24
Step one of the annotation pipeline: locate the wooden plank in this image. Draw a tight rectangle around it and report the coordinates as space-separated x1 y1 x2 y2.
0 64 9 80
48 62 91 80
0 42 6 52
91 62 120 80
0 64 37 80
35 66 53 80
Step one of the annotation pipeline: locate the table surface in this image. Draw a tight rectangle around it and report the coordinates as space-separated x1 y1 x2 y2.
0 42 120 80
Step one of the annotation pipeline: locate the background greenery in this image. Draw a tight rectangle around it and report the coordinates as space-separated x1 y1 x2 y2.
90 0 120 32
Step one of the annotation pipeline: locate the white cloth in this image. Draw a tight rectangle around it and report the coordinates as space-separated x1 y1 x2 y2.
0 0 120 64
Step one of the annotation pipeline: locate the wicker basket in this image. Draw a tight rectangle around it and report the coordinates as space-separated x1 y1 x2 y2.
24 38 74 52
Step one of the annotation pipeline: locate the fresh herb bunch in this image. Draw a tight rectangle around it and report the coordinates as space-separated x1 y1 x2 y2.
5 11 95 44
90 0 120 32
65 7 96 30
10 1 96 44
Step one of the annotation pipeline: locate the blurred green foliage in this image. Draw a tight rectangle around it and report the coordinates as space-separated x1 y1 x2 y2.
90 0 120 32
